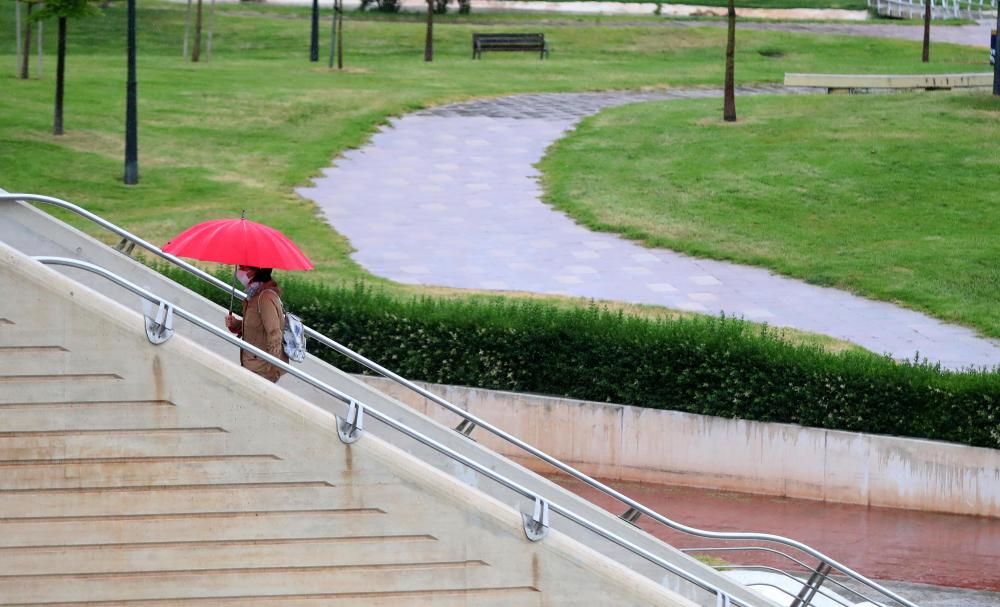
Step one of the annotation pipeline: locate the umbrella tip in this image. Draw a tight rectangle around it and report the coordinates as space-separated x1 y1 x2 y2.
240 209 246 219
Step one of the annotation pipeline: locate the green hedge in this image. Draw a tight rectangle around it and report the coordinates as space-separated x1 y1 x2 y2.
165 268 1000 449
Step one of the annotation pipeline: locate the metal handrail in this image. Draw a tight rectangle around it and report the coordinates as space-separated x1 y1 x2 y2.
713 566 853 607
682 547 879 606
7 193 918 607
32 255 746 607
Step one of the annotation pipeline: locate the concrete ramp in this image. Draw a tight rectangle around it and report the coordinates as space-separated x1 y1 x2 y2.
0 242 694 606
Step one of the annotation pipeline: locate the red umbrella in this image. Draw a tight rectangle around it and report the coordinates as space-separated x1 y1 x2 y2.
163 214 313 312
163 217 313 271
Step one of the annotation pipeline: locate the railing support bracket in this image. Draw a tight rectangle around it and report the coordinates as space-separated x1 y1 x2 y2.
790 560 833 607
454 418 477 440
715 592 732 607
337 399 365 444
619 506 642 526
522 496 550 542
115 237 136 257
143 300 174 345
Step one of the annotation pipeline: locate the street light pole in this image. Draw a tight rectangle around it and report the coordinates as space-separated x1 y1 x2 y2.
310 0 319 62
124 0 138 185
993 11 999 96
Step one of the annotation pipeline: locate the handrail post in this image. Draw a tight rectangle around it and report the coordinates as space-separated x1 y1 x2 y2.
789 561 833 607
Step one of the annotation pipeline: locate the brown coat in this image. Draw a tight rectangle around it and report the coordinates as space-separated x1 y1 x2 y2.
233 281 288 382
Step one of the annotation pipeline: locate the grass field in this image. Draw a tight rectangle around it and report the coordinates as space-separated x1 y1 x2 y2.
540 92 1000 337
0 2 991 341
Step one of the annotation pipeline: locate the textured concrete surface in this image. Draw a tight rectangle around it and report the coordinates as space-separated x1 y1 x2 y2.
0 240 701 607
297 88 1000 370
0 199 764 607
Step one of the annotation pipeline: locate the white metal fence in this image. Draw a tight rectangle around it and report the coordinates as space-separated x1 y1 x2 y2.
870 0 997 19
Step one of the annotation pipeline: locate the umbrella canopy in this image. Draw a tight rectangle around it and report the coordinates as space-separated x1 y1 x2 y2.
163 218 313 271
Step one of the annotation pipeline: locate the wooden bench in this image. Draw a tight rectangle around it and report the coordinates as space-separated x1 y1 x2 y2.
472 33 549 60
784 72 992 93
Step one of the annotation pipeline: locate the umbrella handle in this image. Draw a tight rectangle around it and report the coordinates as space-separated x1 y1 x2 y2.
228 264 237 315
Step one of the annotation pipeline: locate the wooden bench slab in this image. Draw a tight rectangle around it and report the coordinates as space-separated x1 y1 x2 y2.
784 72 992 92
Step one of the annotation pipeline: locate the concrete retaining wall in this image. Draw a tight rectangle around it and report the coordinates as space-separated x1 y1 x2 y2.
359 377 1000 518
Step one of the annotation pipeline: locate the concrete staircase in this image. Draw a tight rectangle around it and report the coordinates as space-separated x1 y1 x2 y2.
0 242 692 606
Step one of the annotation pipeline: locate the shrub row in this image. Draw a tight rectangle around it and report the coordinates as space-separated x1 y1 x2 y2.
165 268 1000 449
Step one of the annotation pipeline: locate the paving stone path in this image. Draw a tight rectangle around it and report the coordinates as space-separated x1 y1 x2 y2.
297 85 1000 370
648 18 997 49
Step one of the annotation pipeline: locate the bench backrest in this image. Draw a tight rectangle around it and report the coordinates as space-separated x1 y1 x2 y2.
473 33 546 49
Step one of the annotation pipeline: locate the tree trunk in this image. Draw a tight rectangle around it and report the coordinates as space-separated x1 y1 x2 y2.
723 0 736 122
15 0 22 78
328 0 336 68
192 0 203 62
424 0 433 62
922 0 931 62
207 0 216 61
183 0 192 58
310 0 319 62
53 16 67 135
336 2 344 69
19 2 32 79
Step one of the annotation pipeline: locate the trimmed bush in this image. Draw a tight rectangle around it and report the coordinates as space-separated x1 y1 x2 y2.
165 268 1000 449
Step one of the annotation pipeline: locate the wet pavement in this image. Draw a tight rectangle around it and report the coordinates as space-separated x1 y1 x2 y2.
549 476 1000 598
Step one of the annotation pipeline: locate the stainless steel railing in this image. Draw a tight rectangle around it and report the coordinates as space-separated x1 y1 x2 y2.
7 193 919 607
33 255 748 607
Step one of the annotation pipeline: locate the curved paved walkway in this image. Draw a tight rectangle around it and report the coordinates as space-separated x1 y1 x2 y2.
296 86 1000 370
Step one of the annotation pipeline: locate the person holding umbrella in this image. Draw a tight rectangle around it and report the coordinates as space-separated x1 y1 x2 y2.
224 265 288 382
163 213 313 383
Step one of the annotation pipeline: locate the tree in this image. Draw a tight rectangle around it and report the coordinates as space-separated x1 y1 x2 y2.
310 0 319 62
921 0 931 63
723 0 736 122
191 0 203 62
34 0 93 135
19 1 35 79
328 0 344 70
423 0 433 62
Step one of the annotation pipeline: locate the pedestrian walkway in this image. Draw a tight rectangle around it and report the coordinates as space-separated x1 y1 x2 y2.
551 475 1000 604
296 87 1000 370
675 18 996 50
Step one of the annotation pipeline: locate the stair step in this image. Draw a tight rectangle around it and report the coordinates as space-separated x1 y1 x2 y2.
0 372 123 384
0 587 540 607
0 455 299 493
0 508 401 548
0 401 180 430
0 432 397 483
0 534 455 575
0 427 231 460
0 559 529 604
0 379 164 407
0 482 400 518
0 345 74 374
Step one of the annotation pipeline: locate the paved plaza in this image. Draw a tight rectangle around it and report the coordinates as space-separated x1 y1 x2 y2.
297 86 1000 370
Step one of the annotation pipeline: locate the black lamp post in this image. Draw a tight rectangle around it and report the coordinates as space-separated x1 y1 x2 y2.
310 0 319 62
993 12 999 96
124 0 138 184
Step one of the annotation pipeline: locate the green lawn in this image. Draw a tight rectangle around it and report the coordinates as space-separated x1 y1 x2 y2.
0 3 990 337
540 92 1000 337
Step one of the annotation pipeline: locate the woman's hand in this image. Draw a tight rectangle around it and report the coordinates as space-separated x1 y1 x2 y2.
225 313 242 334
